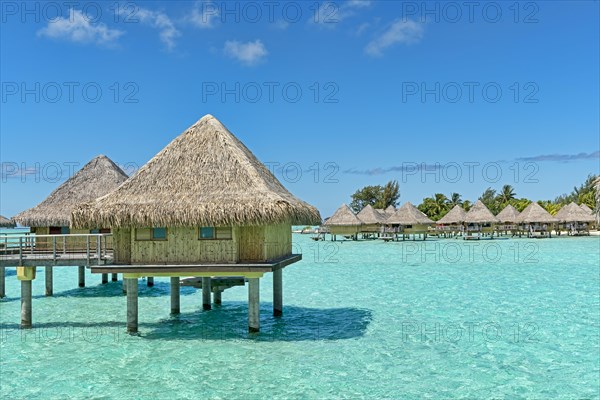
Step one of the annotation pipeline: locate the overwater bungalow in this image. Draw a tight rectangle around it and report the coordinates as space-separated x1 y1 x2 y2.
384 205 396 218
436 205 467 237
323 204 362 240
515 202 558 238
554 202 595 235
11 155 128 290
385 202 434 240
579 203 593 214
495 204 520 235
0 215 15 228
356 204 387 236
72 115 321 333
463 200 499 239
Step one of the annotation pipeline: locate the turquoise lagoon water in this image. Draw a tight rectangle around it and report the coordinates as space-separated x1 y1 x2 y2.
0 234 599 399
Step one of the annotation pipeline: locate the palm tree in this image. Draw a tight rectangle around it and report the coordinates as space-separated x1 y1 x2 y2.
418 193 449 220
499 185 516 204
448 192 463 208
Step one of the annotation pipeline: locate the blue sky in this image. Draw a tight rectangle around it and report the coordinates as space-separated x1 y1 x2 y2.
1 0 599 218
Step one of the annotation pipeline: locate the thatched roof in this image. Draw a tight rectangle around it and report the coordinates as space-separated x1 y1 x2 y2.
437 205 466 224
0 215 15 228
464 200 499 224
73 115 321 228
554 202 595 223
384 205 396 217
516 202 558 224
323 204 362 226
357 204 386 225
386 202 433 225
579 203 593 214
495 204 520 223
13 155 128 227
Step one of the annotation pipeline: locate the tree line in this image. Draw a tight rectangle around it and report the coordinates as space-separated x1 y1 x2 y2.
349 175 598 221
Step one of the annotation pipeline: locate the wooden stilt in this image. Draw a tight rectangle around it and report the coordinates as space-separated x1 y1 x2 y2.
170 277 180 314
122 278 128 294
78 266 85 287
102 273 108 284
111 273 118 282
21 279 32 329
126 278 138 333
202 277 211 310
147 276 154 287
45 266 53 296
0 267 5 298
213 290 222 305
273 268 283 317
248 278 260 332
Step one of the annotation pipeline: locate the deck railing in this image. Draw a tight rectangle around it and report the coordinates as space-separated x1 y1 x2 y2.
0 233 113 265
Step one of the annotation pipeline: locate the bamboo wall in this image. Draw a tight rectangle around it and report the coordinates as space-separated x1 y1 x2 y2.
115 224 292 265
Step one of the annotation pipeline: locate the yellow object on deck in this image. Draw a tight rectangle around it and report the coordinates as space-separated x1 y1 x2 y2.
17 266 36 281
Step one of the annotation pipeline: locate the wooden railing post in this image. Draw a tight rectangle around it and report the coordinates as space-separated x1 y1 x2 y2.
96 235 101 265
86 236 90 265
62 235 67 255
52 236 57 262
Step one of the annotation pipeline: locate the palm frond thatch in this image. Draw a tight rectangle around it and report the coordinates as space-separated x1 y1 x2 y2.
579 203 592 214
437 205 466 224
323 204 362 226
464 200 499 224
13 155 128 227
72 115 321 228
386 202 433 225
554 202 595 223
516 202 558 223
495 204 520 223
0 215 15 228
357 204 387 225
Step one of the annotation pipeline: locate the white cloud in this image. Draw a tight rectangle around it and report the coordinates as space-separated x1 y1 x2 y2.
311 0 372 27
355 22 370 36
365 19 424 56
37 9 123 45
223 40 268 66
133 8 180 50
188 1 220 29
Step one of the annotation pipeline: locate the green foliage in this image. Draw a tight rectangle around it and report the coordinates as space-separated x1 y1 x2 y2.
351 174 597 219
349 180 400 213
418 193 450 221
554 174 598 208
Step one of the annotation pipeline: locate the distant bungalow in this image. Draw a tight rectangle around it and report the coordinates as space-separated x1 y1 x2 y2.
436 205 467 237
0 215 15 228
386 202 433 240
495 204 520 235
12 155 128 290
356 204 387 234
73 115 321 333
322 204 362 240
554 202 595 235
463 200 499 238
515 202 558 238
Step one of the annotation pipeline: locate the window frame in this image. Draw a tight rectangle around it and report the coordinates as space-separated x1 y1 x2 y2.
135 227 168 241
198 226 233 241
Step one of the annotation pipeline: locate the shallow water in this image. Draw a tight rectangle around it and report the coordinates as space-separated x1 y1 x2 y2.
1 234 599 399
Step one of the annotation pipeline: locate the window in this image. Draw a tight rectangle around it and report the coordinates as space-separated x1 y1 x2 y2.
135 227 167 241
90 228 110 234
199 227 232 240
200 227 214 239
50 226 69 235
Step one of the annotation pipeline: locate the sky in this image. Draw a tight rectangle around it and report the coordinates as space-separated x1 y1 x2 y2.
1 0 599 219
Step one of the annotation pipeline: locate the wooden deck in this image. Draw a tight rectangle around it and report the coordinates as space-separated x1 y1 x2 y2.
90 254 302 277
